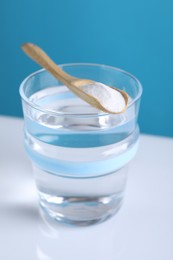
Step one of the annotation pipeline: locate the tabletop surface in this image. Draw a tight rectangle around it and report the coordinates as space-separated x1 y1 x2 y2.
0 116 173 260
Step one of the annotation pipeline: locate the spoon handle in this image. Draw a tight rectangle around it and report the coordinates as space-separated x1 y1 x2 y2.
21 43 76 85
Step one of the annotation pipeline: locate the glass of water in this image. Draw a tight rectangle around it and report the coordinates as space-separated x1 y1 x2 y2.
19 63 142 226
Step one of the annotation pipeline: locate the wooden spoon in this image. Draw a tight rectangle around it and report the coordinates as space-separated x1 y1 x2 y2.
21 43 128 114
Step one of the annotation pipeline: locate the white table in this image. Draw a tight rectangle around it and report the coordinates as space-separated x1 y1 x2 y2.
0 116 173 260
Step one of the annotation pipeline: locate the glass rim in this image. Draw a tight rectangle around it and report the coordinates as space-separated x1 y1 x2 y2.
19 63 143 117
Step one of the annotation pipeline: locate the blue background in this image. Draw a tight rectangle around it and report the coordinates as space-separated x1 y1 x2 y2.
0 0 173 137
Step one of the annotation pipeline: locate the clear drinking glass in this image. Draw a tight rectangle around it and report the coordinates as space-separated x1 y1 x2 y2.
19 63 142 226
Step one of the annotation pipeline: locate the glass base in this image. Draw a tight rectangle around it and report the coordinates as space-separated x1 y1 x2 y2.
39 192 123 226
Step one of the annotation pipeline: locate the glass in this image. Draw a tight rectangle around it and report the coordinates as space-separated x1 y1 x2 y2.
19 63 142 226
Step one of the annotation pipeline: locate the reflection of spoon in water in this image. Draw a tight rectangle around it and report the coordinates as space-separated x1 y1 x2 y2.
22 43 128 114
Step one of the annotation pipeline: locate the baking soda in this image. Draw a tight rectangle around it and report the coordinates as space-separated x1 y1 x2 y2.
80 82 126 113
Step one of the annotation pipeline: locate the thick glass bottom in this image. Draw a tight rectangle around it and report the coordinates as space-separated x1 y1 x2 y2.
39 192 123 226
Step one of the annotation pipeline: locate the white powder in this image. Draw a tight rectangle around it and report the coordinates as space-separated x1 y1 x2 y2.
80 82 126 113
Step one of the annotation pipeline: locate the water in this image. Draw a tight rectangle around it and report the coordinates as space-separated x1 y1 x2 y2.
23 86 139 225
